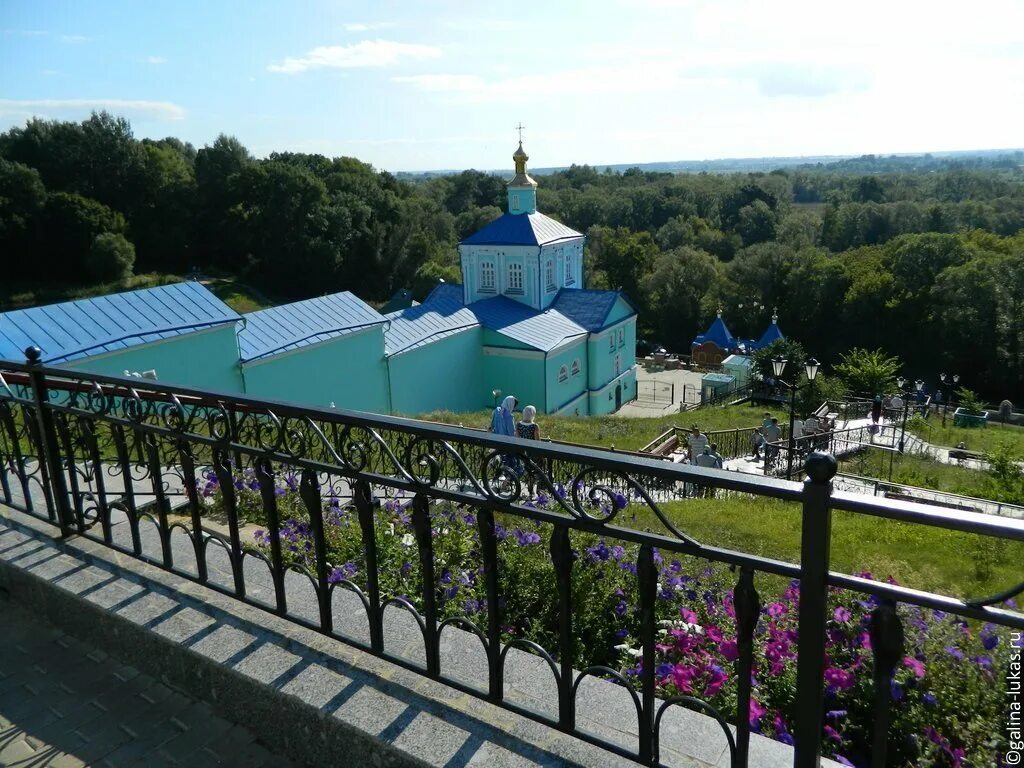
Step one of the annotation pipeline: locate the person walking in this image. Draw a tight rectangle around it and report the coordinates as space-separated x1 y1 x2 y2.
870 395 883 434
686 426 709 462
762 412 773 429
693 444 719 497
763 417 782 467
750 427 765 461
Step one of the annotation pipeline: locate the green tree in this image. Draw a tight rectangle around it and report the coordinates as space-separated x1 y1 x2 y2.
641 247 719 350
87 232 135 282
833 348 902 397
0 159 46 278
42 192 126 276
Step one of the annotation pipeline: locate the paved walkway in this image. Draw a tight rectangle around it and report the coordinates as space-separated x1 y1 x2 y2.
0 598 291 768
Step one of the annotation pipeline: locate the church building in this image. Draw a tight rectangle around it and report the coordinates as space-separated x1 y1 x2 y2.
1 142 639 417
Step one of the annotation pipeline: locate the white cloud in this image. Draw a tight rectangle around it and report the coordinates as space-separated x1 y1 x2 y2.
268 39 440 74
144 56 166 65
0 99 186 121
344 22 395 32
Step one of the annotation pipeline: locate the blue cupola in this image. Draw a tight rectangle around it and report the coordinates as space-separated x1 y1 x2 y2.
507 142 537 215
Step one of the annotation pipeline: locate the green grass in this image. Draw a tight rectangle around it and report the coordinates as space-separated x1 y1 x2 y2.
203 277 272 314
0 272 274 316
638 496 1024 599
0 272 184 311
417 403 769 452
909 418 1024 455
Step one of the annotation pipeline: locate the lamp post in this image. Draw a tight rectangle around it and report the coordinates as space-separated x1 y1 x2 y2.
771 355 820 479
939 373 959 428
492 389 502 408
895 377 924 453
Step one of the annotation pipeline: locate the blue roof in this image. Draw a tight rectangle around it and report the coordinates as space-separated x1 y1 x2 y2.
238 292 385 363
460 211 583 246
0 281 240 364
552 288 633 331
384 285 479 356
692 315 736 350
471 297 587 352
751 321 784 350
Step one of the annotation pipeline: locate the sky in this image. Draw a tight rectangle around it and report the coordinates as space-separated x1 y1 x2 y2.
2 0 1023 172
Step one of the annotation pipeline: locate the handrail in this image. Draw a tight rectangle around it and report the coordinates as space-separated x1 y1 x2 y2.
2 355 1022 768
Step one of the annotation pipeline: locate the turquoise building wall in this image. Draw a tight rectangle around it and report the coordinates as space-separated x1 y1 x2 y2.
63 325 244 395
242 327 389 413
481 347 544 414
544 339 587 413
588 317 636 391
588 366 638 416
389 328 483 415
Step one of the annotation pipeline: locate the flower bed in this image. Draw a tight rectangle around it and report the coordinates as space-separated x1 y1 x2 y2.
199 468 1015 767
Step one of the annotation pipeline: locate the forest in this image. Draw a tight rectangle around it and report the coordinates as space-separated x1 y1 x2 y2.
1 112 1022 398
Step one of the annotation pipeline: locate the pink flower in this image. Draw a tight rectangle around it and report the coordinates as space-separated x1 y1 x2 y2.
903 656 926 679
749 698 767 727
680 607 699 624
720 640 739 662
705 625 724 643
670 664 699 693
824 725 842 743
767 602 787 617
824 667 856 690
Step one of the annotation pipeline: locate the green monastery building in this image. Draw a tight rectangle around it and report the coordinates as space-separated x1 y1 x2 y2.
0 143 637 417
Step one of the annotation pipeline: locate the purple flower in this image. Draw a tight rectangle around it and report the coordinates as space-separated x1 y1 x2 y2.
536 493 551 506
923 692 937 706
587 541 611 562
833 606 851 623
981 627 999 650
903 657 926 678
614 600 628 618
463 598 482 614
890 679 904 701
824 667 855 690
613 492 628 509
945 646 964 661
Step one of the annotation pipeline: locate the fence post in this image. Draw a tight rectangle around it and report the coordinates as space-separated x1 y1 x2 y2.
793 451 837 768
24 347 74 537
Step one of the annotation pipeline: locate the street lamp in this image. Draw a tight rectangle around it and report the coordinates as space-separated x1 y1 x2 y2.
771 355 819 478
895 378 924 453
939 373 959 428
492 389 502 408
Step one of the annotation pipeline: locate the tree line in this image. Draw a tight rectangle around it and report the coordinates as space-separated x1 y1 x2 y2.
1 113 1022 397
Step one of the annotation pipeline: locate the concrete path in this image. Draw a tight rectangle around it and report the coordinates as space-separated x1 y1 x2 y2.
0 598 292 768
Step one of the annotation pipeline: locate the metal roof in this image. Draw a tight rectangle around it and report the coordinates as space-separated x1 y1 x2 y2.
384 285 479 356
471 297 587 352
238 292 386 363
459 212 583 247
551 288 633 332
0 281 240 364
692 315 736 350
752 321 784 350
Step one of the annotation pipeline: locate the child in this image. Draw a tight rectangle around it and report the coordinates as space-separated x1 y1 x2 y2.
516 405 541 495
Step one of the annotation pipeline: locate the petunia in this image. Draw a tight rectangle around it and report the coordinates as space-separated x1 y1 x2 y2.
903 657 925 678
833 606 851 623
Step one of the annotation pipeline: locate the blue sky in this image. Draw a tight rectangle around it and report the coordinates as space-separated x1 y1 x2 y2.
2 0 1022 172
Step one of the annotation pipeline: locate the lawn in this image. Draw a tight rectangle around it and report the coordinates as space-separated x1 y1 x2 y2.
909 417 1024 455
0 272 273 315
643 495 1024 600
417 402 771 452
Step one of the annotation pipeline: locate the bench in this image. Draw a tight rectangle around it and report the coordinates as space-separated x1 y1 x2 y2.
652 435 680 456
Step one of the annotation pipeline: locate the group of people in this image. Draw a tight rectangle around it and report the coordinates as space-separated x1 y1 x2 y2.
489 395 542 492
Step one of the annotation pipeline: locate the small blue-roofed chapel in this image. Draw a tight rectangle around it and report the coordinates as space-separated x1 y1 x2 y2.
0 141 639 417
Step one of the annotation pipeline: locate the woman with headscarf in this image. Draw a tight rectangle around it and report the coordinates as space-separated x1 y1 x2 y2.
516 405 541 495
490 395 517 436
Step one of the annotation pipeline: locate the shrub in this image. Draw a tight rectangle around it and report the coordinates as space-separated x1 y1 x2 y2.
200 470 1015 765
87 232 135 282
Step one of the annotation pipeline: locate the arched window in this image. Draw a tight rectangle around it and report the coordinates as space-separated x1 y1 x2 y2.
564 252 574 285
480 261 495 292
558 365 569 383
545 260 556 292
609 333 615 351
570 359 581 377
507 263 523 293
618 328 625 347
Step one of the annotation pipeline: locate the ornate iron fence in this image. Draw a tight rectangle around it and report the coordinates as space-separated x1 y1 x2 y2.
1 350 1023 768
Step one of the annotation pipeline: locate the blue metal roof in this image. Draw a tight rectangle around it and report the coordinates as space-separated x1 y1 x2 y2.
384 286 479 356
692 315 736 350
0 281 240 364
238 292 386 363
551 288 633 331
460 211 583 246
472 297 587 352
751 321 784 350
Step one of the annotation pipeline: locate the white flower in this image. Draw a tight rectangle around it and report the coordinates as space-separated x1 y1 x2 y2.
401 533 415 547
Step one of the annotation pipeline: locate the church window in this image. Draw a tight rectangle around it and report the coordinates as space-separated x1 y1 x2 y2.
564 252 574 285
558 365 569 383
507 263 523 293
609 333 615 351
546 261 555 292
571 359 581 377
480 261 495 292
618 328 625 347
512 193 520 210
615 354 622 376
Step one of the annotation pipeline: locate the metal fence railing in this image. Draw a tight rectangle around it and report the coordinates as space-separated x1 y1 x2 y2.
1 350 1023 768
